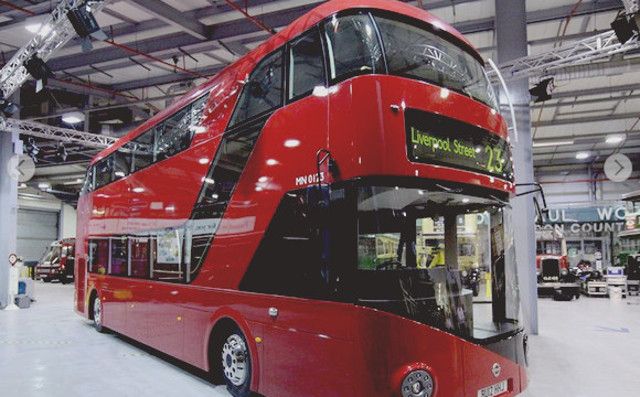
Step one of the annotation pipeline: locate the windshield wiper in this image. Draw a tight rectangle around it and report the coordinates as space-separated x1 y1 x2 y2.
435 183 463 193
489 194 509 206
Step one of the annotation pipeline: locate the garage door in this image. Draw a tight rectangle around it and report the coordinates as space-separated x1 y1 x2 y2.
17 209 59 263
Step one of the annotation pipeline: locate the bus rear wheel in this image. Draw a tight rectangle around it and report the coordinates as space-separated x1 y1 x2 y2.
219 326 252 397
91 294 106 333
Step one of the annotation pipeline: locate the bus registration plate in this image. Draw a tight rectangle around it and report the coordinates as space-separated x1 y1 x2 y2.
477 380 508 397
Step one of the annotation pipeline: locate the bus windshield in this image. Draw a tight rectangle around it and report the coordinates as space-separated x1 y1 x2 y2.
373 15 498 109
355 185 520 342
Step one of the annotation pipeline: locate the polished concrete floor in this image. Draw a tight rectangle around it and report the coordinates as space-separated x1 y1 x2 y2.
1 282 640 396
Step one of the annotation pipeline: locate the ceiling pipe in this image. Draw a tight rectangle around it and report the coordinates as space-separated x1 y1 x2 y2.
222 0 275 35
0 0 36 15
104 39 208 78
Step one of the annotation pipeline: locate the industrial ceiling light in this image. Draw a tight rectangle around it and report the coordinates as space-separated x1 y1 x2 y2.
66 2 108 53
611 10 640 44
38 182 51 190
605 134 626 144
576 151 591 160
62 111 85 124
532 139 574 148
529 77 555 103
23 54 53 93
24 14 51 36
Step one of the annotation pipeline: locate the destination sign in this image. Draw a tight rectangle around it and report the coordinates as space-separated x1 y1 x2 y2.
405 108 514 181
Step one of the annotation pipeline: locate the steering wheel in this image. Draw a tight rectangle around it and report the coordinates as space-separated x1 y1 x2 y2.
375 260 403 271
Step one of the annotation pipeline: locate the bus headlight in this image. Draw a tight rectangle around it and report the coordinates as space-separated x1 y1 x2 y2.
561 269 568 276
401 369 434 397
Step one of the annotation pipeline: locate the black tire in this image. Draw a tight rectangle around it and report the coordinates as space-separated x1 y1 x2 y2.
553 290 572 301
218 324 252 397
91 294 107 333
42 278 51 283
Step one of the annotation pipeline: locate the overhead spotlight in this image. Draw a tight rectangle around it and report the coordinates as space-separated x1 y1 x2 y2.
576 151 590 160
529 77 555 103
23 54 53 93
56 143 68 162
24 14 51 36
606 134 626 144
26 137 40 163
611 11 640 44
62 111 85 124
0 96 19 117
66 2 108 53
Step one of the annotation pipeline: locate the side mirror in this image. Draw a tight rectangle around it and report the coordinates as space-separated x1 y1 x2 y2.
516 183 548 226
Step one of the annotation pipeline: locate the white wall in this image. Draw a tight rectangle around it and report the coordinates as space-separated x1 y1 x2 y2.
17 190 77 239
60 204 77 239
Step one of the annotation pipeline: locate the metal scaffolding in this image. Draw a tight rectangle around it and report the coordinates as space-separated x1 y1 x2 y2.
0 0 110 100
2 118 117 149
622 0 639 14
493 29 640 81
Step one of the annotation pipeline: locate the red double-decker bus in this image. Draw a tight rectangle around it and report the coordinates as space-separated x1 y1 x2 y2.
75 1 527 396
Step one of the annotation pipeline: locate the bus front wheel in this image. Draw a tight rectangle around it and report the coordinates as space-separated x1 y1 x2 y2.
219 325 252 397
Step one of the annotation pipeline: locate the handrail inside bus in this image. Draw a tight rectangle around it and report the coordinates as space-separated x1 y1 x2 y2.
487 58 519 144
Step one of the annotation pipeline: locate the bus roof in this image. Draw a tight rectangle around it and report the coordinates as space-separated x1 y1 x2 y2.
91 0 482 165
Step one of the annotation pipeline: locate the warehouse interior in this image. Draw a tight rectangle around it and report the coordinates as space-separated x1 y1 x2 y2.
1 1 640 396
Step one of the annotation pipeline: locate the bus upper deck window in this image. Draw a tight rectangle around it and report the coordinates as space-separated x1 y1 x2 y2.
131 129 155 172
80 166 94 195
230 50 283 126
156 106 192 161
113 147 131 180
94 155 114 189
373 15 498 109
288 28 325 100
323 13 384 82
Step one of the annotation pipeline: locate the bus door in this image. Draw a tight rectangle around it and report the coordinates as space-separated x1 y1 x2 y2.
242 186 356 396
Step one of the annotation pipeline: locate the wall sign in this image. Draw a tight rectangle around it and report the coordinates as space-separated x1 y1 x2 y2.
537 204 628 235
405 108 513 181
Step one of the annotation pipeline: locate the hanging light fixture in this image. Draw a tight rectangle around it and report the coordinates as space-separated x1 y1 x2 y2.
529 77 555 103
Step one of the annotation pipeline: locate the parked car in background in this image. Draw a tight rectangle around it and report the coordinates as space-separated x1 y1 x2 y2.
36 239 76 284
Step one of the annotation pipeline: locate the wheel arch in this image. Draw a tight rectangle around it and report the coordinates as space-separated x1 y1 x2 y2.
204 307 261 391
87 288 98 320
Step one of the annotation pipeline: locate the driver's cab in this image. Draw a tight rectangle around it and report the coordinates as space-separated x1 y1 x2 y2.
352 182 520 342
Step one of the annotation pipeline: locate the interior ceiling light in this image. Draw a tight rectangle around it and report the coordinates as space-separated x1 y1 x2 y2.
25 23 52 36
38 182 51 190
24 14 50 35
23 54 53 93
62 111 85 124
532 139 574 148
576 151 591 160
529 77 555 103
611 10 640 44
605 134 626 144
66 2 108 52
